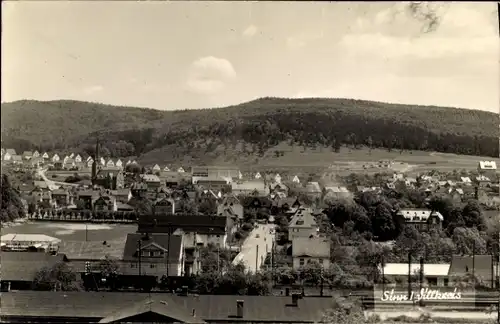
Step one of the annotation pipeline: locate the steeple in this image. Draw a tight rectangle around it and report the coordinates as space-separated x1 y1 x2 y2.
91 137 100 185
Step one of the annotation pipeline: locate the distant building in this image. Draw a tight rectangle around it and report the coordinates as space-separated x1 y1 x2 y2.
191 166 240 179
1 234 61 253
140 174 162 190
288 208 319 241
1 252 69 291
95 167 124 190
122 233 185 277
397 209 443 232
291 236 330 270
478 161 497 179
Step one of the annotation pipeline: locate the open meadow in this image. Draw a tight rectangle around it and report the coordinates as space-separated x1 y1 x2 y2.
208 144 500 177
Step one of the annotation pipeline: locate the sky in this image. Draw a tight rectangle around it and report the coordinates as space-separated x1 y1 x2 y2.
2 1 499 112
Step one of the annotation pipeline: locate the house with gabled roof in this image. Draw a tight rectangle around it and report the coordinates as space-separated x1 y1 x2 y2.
254 172 262 180
288 208 319 241
163 165 170 171
152 164 161 172
122 233 184 277
32 150 40 158
177 166 185 173
126 160 132 165
74 154 82 163
478 160 497 178
2 151 12 161
153 197 175 215
69 153 75 159
217 194 243 221
11 155 23 164
86 158 94 168
5 149 17 156
291 236 330 270
271 197 301 216
93 195 117 212
100 157 106 166
51 154 60 162
292 175 300 184
106 159 115 168
274 173 282 184
42 152 49 159
115 159 123 168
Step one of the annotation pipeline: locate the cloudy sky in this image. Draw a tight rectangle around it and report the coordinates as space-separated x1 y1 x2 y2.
2 2 499 112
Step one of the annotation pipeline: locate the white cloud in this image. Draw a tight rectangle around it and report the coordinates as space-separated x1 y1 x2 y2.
243 25 257 37
186 56 236 95
339 3 498 60
82 85 103 95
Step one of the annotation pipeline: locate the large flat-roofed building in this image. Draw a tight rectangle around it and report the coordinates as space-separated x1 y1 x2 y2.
191 166 240 179
1 234 61 253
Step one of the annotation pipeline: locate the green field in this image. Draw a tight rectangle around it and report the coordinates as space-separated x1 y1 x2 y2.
201 144 500 176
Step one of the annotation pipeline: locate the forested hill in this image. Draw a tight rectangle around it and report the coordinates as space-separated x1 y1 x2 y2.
1 97 498 159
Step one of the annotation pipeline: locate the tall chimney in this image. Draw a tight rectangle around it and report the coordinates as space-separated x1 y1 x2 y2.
236 300 244 318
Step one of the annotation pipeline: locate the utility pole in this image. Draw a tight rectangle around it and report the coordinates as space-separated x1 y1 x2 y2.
138 239 142 278
407 251 412 300
381 254 385 292
166 223 172 281
255 244 259 272
472 241 476 286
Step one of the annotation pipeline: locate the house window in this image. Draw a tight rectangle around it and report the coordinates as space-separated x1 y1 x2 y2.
216 235 220 238
153 251 161 257
443 278 449 287
299 258 305 266
141 251 151 257
427 277 437 286
150 264 155 269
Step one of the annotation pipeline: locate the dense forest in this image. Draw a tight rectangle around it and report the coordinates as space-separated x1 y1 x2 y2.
1 97 498 160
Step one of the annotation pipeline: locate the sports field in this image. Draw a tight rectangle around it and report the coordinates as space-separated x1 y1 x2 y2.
1 221 136 242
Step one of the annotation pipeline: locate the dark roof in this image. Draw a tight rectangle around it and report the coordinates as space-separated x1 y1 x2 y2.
0 292 332 323
122 233 182 263
448 255 494 280
99 298 205 324
1 252 68 281
138 215 227 235
272 197 299 208
59 240 126 260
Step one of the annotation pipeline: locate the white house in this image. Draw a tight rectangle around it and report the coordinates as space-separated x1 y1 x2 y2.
106 159 115 168
86 159 94 168
152 164 161 172
51 154 60 162
292 175 300 184
42 152 49 159
69 153 75 159
3 152 12 161
115 159 123 167
254 172 262 179
74 154 82 163
177 167 185 173
33 150 40 158
163 166 170 171
131 160 137 164
274 173 282 184
238 171 243 180
86 156 93 162
380 263 451 287
100 157 106 166
478 161 497 179
63 156 70 163
291 236 331 270
126 160 132 165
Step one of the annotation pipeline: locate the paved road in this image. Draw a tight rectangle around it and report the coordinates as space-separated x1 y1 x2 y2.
232 224 275 273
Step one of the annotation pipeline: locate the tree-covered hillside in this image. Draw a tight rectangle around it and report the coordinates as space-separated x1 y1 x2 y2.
1 97 498 159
